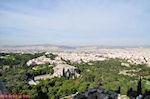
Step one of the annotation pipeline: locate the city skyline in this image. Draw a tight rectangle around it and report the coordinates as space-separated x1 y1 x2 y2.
0 0 150 46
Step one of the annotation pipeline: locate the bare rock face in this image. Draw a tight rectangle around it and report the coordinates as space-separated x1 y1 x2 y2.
74 87 118 99
121 63 130 67
53 64 81 78
26 56 51 66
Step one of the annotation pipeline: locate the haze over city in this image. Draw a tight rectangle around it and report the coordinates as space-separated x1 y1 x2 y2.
0 0 150 46
1 0 150 99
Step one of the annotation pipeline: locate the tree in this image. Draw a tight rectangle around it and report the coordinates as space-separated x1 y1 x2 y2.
66 69 71 79
137 77 142 95
117 86 121 94
63 68 65 77
46 67 54 74
94 76 102 87
127 88 137 97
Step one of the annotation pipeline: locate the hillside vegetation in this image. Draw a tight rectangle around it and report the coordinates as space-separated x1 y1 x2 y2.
0 53 150 98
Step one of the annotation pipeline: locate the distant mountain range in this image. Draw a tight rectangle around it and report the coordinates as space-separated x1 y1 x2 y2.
0 44 76 49
0 44 150 49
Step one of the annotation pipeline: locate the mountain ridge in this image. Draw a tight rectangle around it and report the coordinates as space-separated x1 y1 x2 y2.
0 44 150 49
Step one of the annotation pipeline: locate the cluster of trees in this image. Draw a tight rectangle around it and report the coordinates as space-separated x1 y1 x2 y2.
45 53 58 60
27 64 54 79
10 77 94 99
1 53 150 98
0 67 28 92
0 52 45 67
73 58 150 96
126 78 150 98
0 52 53 93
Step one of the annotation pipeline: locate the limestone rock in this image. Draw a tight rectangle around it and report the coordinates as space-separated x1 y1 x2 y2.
53 64 81 78
121 63 130 67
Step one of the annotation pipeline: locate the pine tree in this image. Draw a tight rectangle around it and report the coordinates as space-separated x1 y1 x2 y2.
137 77 142 95
117 86 121 94
66 69 71 80
63 68 65 77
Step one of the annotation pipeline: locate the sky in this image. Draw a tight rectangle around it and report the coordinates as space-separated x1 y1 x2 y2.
0 0 150 46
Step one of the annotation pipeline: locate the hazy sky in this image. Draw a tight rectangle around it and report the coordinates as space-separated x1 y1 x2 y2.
0 0 150 46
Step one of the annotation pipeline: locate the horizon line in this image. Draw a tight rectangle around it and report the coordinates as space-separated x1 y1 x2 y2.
0 43 150 48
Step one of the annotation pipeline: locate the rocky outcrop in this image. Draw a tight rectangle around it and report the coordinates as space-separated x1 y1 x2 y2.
26 56 62 66
53 64 81 78
121 63 130 67
34 74 53 80
27 56 50 66
74 87 118 99
27 79 39 85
